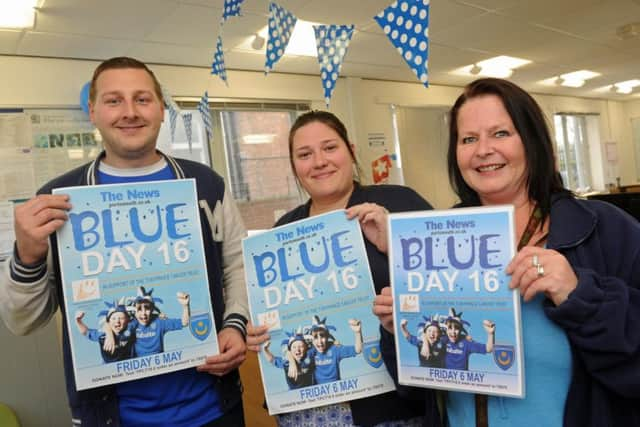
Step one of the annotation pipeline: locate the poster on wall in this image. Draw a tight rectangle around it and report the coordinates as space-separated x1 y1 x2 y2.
371 153 404 185
389 205 525 398
0 112 37 201
25 109 101 190
53 179 218 390
0 201 15 261
243 210 395 414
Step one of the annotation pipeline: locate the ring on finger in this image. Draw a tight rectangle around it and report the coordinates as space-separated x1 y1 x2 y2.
536 263 545 278
532 254 539 267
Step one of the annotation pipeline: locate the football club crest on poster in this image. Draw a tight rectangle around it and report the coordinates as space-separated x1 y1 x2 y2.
242 210 396 414
190 312 213 341
389 206 525 398
493 344 516 371
363 340 384 368
53 179 218 390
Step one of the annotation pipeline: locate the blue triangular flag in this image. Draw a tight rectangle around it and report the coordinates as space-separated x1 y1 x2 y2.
265 2 297 74
211 36 228 85
198 91 213 142
374 0 430 87
168 103 179 142
314 25 354 107
182 112 193 153
221 0 245 23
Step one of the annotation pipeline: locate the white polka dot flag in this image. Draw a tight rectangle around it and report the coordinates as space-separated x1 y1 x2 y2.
221 0 244 23
211 36 228 85
374 0 430 87
182 112 193 153
198 91 213 142
265 2 297 74
313 25 354 107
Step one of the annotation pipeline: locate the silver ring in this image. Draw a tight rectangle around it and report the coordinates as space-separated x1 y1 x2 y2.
536 263 544 278
532 254 539 267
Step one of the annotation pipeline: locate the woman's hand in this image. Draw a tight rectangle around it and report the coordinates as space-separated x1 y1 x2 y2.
373 286 395 333
247 322 270 352
346 203 390 253
506 246 578 306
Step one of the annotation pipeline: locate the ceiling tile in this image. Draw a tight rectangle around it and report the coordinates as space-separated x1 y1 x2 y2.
36 0 178 39
0 30 24 55
18 31 133 60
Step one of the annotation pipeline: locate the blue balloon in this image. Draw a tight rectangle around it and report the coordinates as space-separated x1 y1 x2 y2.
80 81 90 114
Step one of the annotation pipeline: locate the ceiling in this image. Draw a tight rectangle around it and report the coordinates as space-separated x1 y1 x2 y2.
3 0 640 100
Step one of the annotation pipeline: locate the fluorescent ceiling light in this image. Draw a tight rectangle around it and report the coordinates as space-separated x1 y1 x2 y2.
451 55 531 78
539 70 600 87
612 79 640 94
234 20 321 57
285 20 320 57
242 134 276 144
0 0 38 29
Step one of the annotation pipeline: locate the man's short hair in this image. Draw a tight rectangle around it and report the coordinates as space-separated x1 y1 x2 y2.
89 56 163 104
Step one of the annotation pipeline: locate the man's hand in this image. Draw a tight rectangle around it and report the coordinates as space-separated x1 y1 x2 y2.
15 194 71 264
197 327 246 376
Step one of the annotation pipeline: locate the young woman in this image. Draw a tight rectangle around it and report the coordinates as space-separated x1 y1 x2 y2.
248 110 441 427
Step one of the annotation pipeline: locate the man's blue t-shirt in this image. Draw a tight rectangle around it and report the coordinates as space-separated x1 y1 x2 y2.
99 160 224 426
309 344 357 384
442 337 487 370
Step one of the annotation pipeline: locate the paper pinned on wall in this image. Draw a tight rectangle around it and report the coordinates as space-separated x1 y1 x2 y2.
0 201 15 261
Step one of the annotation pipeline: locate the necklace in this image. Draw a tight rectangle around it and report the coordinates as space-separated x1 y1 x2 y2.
518 205 546 250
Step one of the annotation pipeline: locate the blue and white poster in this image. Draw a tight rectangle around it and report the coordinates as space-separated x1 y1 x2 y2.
389 206 524 397
53 179 218 390
243 210 395 414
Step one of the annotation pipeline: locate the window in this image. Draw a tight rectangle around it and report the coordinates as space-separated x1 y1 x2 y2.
220 110 300 201
553 114 593 192
218 105 310 229
173 101 310 229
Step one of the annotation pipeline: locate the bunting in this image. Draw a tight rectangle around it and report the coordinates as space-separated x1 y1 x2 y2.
204 0 433 102
314 25 354 106
211 36 228 85
374 0 430 87
182 112 193 153
198 91 213 142
168 104 179 142
264 2 297 74
221 0 245 23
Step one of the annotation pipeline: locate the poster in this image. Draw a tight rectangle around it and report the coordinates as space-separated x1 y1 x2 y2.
26 109 102 189
243 210 395 414
53 179 218 390
389 206 524 397
0 201 15 260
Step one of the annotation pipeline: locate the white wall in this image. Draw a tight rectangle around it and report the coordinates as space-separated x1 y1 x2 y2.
0 316 70 427
396 106 457 209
